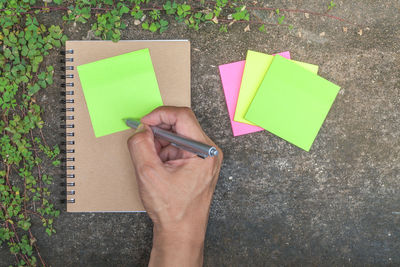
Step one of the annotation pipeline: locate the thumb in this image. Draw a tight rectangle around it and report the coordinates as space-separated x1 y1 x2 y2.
127 124 162 172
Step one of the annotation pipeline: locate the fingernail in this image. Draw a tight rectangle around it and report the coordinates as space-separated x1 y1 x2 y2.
135 123 145 133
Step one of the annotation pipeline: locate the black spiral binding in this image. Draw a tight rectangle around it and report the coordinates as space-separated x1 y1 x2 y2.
61 49 75 204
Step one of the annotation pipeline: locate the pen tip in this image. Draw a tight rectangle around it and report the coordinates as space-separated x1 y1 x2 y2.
124 118 141 129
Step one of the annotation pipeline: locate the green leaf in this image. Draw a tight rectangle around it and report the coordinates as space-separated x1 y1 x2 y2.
160 19 168 27
259 24 266 33
52 39 61 48
8 32 17 43
76 16 87 23
38 81 46 89
38 72 46 80
149 22 159 33
149 9 160 20
34 55 43 64
182 4 191 12
164 1 177 15
278 15 285 24
44 43 53 50
21 46 29 57
81 7 91 19
328 1 336 10
204 13 213 20
40 24 47 33
141 22 149 30
18 220 31 231
232 7 249 21
28 84 41 95
219 25 228 33
177 4 191 16
46 75 53 85
120 5 130 15
45 228 52 236
20 76 29 83
4 49 12 59
26 28 35 39
61 35 68 44
132 10 144 20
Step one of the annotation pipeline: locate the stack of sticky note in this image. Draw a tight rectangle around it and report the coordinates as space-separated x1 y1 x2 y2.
219 50 340 151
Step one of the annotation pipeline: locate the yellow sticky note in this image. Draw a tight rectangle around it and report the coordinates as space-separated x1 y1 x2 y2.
234 50 319 125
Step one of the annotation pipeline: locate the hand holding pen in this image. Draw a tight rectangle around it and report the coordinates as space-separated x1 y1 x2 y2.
126 106 220 161
127 106 223 266
125 118 218 159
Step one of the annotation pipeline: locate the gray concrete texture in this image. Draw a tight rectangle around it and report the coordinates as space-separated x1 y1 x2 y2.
1 0 400 266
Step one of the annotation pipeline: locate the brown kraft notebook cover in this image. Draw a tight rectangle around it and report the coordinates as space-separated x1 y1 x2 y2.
64 40 191 212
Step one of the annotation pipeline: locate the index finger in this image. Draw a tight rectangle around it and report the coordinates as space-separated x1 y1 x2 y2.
127 125 163 173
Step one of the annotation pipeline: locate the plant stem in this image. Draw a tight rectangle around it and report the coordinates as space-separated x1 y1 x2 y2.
28 229 47 267
0 3 359 26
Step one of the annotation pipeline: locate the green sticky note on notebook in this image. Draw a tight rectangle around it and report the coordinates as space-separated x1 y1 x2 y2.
234 50 319 125
245 55 340 151
77 48 163 137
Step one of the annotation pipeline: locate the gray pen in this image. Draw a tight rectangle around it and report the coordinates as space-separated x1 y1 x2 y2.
125 119 218 159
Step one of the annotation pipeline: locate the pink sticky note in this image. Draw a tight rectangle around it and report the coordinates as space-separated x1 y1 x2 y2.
218 51 291 136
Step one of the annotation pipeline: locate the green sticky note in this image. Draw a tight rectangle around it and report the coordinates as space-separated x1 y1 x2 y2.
77 48 163 137
245 55 340 151
234 50 319 125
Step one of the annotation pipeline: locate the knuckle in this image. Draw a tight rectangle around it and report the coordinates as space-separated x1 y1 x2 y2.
136 163 157 179
127 135 136 146
180 106 193 114
183 107 195 116
153 106 165 113
127 132 149 148
179 107 196 120
145 106 165 119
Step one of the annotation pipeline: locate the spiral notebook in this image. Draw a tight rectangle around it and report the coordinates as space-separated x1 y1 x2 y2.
63 40 191 212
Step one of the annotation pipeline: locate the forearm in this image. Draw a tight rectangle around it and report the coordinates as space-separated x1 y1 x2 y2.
149 225 205 267
128 107 222 267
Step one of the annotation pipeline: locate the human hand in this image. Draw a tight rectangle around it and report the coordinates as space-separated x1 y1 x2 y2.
127 106 223 267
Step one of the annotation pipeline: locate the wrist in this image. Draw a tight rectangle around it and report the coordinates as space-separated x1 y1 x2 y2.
153 222 206 248
149 223 206 267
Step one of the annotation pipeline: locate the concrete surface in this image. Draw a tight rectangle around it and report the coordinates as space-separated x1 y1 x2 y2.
1 0 400 266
